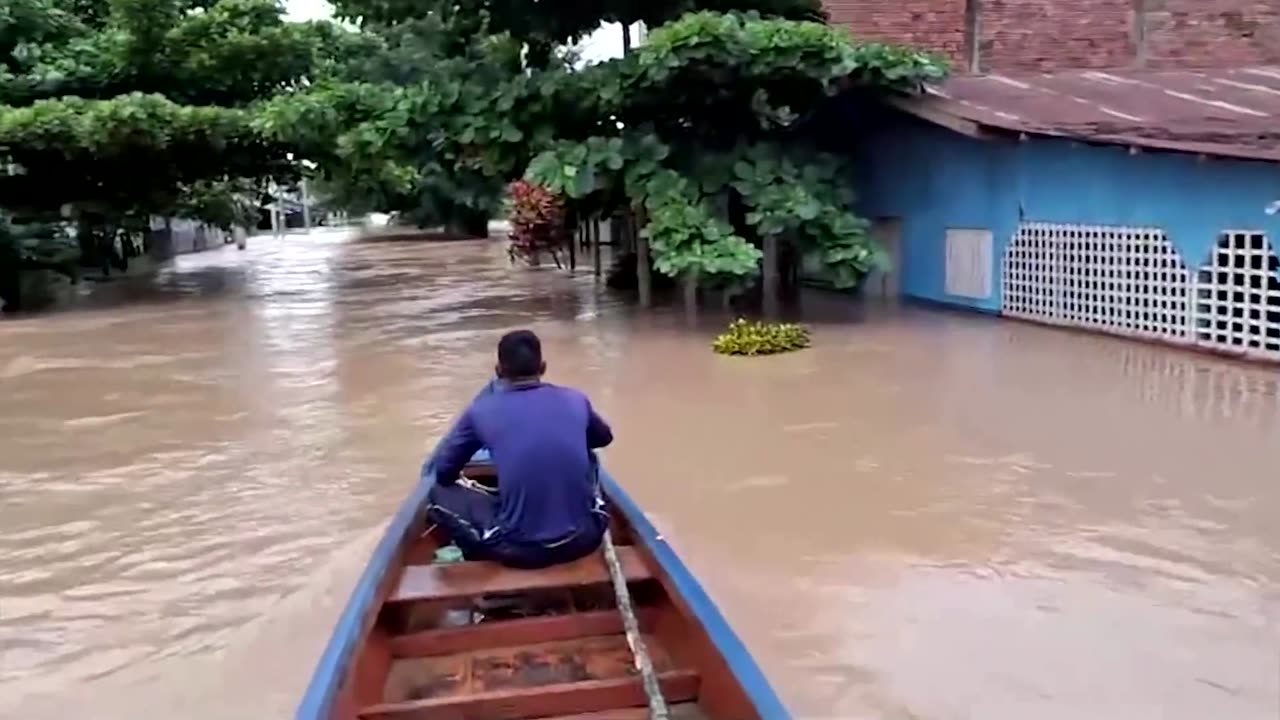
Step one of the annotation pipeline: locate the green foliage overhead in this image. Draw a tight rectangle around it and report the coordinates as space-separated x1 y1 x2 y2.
2 0 949 311
580 12 946 145
729 142 882 287
1 92 250 156
2 0 345 107
329 0 826 51
522 14 943 285
526 135 761 279
0 0 354 311
257 26 595 228
172 178 263 230
0 92 289 217
0 0 342 225
276 0 943 242
712 317 811 355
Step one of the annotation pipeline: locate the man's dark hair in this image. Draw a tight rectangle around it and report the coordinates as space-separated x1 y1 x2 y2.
497 329 543 378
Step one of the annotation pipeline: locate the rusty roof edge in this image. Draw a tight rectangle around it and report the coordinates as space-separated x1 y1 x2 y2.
886 92 1280 164
883 94 996 140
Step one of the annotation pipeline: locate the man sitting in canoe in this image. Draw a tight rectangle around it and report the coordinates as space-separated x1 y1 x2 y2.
425 329 614 569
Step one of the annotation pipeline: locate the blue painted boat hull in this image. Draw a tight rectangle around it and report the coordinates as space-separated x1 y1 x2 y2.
296 402 791 719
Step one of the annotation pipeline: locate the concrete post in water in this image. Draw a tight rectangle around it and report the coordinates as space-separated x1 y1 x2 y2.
568 220 578 272
683 271 699 325
301 179 311 232
592 218 602 278
636 209 652 308
763 234 780 319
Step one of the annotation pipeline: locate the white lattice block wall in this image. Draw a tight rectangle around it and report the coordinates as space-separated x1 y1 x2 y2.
1003 223 1194 343
1003 223 1060 322
1194 231 1280 361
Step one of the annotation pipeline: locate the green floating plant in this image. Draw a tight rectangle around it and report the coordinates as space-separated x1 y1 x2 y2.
712 317 811 356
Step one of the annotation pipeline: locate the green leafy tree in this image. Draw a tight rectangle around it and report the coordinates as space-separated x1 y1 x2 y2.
524 12 944 307
273 0 829 232
331 0 826 58
0 0 348 310
256 11 583 234
265 0 942 310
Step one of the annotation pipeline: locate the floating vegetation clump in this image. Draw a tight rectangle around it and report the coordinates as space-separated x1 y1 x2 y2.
712 318 811 356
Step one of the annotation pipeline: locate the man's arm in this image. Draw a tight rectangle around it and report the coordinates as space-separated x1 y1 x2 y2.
432 407 484 485
585 398 613 449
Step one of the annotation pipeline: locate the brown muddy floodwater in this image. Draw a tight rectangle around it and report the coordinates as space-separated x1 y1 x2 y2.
1 231 1278 719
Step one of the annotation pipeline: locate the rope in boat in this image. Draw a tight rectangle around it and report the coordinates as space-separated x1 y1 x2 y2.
601 528 670 720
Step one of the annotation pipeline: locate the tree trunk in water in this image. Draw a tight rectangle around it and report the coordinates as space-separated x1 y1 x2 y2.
0 258 21 313
77 219 100 273
682 271 698 324
592 220 602 278
568 222 578 272
778 240 795 299
635 208 651 308
455 209 489 239
763 234 780 319
115 230 130 273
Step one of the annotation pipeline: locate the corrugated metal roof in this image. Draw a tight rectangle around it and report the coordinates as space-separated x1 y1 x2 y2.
899 67 1280 162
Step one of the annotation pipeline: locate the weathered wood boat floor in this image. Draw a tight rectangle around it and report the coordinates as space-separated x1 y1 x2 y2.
359 543 709 719
370 635 703 719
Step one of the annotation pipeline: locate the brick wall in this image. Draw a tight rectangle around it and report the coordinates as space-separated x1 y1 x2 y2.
980 0 1133 72
825 0 968 67
823 0 1280 73
1143 0 1280 68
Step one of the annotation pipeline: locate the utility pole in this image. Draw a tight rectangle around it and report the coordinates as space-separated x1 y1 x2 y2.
620 22 653 307
301 179 311 232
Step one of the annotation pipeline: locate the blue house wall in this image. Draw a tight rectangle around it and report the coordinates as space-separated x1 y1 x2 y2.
848 107 1280 312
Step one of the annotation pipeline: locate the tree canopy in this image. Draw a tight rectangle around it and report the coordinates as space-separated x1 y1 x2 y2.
253 17 541 231
0 0 357 310
0 0 347 223
523 12 945 291
262 0 854 233
2 0 946 312
328 0 826 62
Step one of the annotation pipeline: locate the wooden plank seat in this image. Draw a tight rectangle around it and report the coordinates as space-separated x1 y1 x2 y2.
389 608 659 658
389 546 652 604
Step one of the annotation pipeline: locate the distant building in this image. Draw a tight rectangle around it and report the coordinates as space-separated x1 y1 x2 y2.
840 67 1280 363
818 0 1280 362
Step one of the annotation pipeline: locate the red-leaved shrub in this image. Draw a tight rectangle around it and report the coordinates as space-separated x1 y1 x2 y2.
506 180 568 267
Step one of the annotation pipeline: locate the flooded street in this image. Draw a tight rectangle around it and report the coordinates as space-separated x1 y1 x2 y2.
1 232 1277 719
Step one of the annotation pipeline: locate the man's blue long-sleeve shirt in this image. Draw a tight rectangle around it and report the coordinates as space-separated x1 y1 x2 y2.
431 381 613 544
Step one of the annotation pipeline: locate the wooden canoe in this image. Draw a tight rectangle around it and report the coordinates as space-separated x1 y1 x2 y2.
295 449 790 720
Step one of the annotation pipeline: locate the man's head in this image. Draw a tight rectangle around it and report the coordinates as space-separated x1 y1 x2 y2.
496 329 546 381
